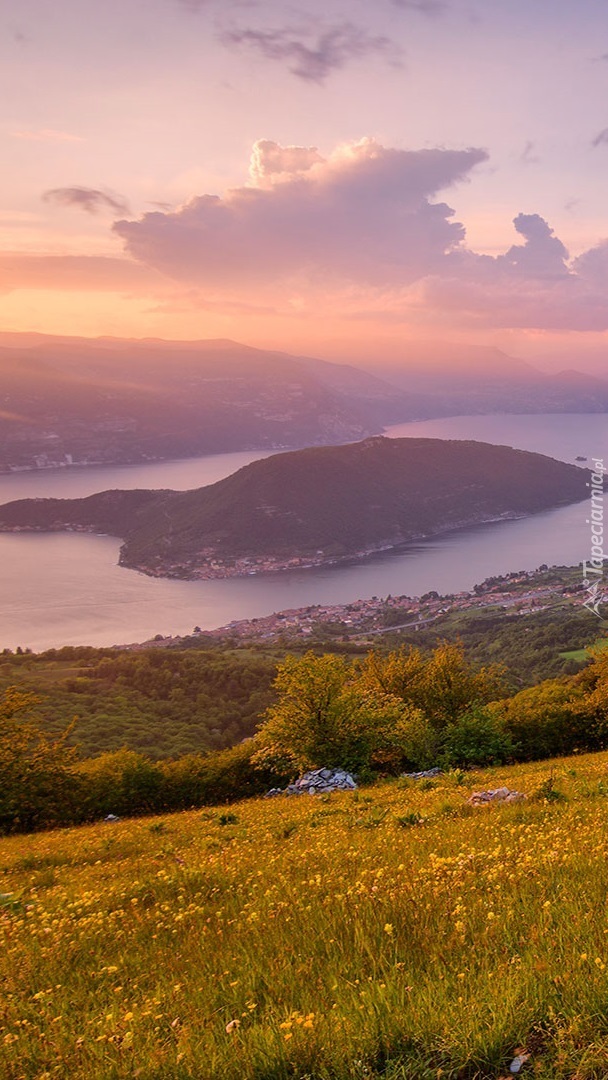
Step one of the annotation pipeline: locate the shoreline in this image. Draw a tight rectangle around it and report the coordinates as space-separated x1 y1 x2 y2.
0 503 583 581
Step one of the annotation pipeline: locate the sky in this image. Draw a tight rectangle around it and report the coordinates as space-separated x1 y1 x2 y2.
2 0 608 370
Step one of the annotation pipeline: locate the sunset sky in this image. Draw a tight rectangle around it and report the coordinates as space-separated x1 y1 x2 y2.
2 0 608 369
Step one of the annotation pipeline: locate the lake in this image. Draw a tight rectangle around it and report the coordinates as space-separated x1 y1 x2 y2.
0 414 604 651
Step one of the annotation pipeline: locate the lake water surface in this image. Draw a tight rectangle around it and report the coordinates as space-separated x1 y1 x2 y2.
0 414 604 651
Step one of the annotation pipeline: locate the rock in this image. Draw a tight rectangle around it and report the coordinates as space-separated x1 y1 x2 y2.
401 767 443 780
468 788 526 806
509 1051 531 1073
104 813 120 822
266 767 358 798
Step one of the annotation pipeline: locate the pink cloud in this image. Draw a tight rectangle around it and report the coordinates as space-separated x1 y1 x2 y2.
248 140 325 185
43 187 131 216
423 216 608 330
10 129 83 143
21 137 608 334
114 138 488 288
0 254 165 294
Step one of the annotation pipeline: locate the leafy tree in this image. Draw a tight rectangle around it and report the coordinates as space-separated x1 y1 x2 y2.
0 687 79 832
490 678 590 760
355 642 506 728
254 652 427 773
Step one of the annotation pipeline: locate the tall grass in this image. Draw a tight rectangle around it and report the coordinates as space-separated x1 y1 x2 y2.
3 754 608 1078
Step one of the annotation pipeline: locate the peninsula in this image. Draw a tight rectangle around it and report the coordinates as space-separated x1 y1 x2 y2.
0 437 589 579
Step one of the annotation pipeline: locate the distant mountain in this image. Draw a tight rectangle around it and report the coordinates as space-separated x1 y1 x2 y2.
0 436 588 579
2 332 606 473
363 342 608 414
0 336 430 472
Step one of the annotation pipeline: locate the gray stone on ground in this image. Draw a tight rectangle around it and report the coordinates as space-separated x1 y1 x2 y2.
401 767 443 780
265 767 358 797
468 787 526 806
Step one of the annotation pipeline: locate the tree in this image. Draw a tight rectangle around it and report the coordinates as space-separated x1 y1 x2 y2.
490 678 589 760
0 687 79 832
253 652 429 774
356 642 507 728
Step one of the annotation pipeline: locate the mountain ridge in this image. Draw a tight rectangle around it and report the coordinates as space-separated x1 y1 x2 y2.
1 333 607 474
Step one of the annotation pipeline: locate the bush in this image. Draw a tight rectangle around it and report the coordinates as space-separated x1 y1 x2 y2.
254 652 435 774
161 739 288 808
491 679 591 760
77 749 164 818
439 707 516 767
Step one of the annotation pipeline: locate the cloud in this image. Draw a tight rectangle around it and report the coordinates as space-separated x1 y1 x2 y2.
221 22 399 82
421 213 608 330
0 254 164 294
11 128 83 142
592 128 608 148
572 240 608 287
391 0 447 13
114 138 487 289
105 137 608 333
248 139 324 185
520 140 539 164
501 213 570 278
42 187 131 216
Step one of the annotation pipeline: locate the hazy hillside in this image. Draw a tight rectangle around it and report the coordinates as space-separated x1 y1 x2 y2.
0 436 588 578
365 342 608 413
0 336 427 471
2 333 606 474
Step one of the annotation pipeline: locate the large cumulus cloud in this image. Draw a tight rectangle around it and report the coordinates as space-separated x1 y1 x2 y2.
112 138 608 331
114 138 487 288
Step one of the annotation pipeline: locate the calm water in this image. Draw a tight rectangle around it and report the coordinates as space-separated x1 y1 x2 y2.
0 414 604 651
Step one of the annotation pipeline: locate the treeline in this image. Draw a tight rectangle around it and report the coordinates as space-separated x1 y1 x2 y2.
0 646 277 758
3 640 608 834
252 642 608 775
0 602 594 764
0 687 287 833
380 606 594 685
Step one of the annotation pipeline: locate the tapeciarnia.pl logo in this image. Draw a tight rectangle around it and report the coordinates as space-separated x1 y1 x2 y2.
581 458 607 620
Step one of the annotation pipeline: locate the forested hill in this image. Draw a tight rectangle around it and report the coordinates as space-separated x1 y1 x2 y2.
0 337 428 470
0 437 589 578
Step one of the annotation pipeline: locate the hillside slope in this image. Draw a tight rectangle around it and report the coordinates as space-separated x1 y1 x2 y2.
0 337 428 470
0 436 589 578
4 752 608 1079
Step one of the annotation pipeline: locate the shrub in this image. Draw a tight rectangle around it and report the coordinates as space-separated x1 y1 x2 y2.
491 679 591 760
254 652 434 774
77 749 164 818
161 738 288 808
439 706 516 767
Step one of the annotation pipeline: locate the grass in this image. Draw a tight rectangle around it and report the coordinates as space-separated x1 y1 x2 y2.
560 648 591 662
559 638 608 663
5 755 608 1077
